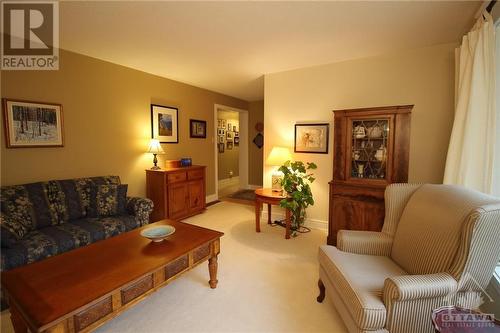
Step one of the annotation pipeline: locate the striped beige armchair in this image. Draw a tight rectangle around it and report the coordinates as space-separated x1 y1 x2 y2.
317 183 500 333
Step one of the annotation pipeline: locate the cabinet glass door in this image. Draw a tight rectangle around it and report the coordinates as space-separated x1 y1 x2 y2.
350 118 389 180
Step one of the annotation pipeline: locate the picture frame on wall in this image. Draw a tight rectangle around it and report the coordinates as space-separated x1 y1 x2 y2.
227 131 233 139
227 141 233 150
221 119 226 128
218 142 225 153
2 99 64 148
218 128 225 136
189 119 207 138
227 123 232 131
234 137 239 145
151 104 179 143
294 123 329 154
218 135 224 143
217 119 222 128
234 131 239 137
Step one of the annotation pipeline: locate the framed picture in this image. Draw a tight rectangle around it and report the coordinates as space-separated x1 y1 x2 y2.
151 104 178 143
218 128 225 136
189 119 206 138
217 119 222 128
234 131 239 137
227 131 233 139
221 119 226 128
227 141 233 150
294 123 329 154
234 137 239 145
218 135 224 143
227 123 232 131
233 126 237 132
2 99 64 148
218 142 225 153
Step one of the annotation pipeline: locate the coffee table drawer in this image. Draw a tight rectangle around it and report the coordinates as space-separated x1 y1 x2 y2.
74 296 113 332
121 275 154 305
165 254 189 279
167 172 187 184
193 244 211 263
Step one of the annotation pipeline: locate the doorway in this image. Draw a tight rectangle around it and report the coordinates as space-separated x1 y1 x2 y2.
214 104 249 201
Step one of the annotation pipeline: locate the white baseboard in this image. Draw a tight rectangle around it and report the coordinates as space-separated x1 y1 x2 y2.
261 211 328 232
218 176 240 189
246 184 262 190
206 194 218 203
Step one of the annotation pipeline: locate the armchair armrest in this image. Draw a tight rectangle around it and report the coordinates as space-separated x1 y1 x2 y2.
337 230 393 256
383 273 458 302
126 197 154 226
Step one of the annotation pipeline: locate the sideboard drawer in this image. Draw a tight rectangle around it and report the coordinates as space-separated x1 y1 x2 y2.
187 169 204 180
167 172 187 184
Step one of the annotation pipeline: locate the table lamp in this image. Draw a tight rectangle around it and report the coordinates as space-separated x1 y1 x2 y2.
266 146 292 191
147 139 165 170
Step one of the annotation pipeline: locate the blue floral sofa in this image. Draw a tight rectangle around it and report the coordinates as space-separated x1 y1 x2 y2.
0 176 153 271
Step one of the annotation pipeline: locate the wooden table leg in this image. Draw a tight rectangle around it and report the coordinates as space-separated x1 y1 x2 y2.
10 301 28 333
267 204 272 224
208 256 218 289
255 199 261 232
285 209 291 239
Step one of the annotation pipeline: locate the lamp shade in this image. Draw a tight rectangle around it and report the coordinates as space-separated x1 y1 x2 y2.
147 139 165 154
266 146 292 166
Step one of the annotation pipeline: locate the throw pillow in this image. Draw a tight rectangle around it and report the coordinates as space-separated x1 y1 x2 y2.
1 214 29 248
88 184 128 217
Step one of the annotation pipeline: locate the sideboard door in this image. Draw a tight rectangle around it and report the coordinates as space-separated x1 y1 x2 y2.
168 183 189 220
188 180 205 214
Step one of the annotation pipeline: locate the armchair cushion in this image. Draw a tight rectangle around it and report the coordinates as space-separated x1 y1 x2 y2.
319 245 406 330
337 230 393 256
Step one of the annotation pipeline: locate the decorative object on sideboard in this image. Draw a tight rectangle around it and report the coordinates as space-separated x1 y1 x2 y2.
253 133 264 149
147 139 165 170
180 158 192 167
189 119 206 138
151 104 178 143
165 159 181 169
2 99 64 148
294 123 329 154
266 146 293 191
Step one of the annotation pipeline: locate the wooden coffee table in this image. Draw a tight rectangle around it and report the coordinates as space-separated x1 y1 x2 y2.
255 188 292 239
1 220 223 333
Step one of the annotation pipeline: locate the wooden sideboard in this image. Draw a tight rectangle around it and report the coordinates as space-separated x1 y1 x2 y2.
328 105 412 245
146 166 206 222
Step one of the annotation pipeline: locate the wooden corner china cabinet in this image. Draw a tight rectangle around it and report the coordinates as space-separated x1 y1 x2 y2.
327 105 412 245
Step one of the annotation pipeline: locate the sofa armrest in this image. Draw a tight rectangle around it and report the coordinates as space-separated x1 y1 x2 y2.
126 197 154 226
383 273 458 302
337 230 393 256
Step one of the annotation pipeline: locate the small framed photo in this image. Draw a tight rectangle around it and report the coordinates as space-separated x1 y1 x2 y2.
233 126 237 132
218 128 225 136
221 119 226 128
189 119 206 138
2 99 64 148
227 141 233 150
294 123 329 154
227 131 233 139
234 131 239 137
218 135 224 143
218 142 225 153
151 104 178 143
217 119 222 128
227 123 232 131
234 137 239 145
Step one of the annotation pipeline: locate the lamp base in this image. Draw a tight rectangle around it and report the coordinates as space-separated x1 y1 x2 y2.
150 166 161 170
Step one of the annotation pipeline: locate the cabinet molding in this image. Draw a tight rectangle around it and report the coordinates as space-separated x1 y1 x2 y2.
146 166 206 222
328 105 412 245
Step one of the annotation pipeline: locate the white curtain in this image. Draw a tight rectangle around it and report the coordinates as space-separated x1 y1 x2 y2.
444 12 497 194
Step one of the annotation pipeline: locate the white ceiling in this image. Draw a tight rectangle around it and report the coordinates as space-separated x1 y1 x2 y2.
60 1 482 101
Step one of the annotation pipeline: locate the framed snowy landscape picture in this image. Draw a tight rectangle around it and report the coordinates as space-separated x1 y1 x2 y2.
3 99 64 148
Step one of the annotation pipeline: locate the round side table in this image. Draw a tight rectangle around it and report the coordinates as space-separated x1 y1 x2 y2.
254 188 291 239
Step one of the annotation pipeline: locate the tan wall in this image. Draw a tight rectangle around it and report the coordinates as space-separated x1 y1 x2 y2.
248 100 264 186
264 42 457 223
217 110 239 180
0 49 248 197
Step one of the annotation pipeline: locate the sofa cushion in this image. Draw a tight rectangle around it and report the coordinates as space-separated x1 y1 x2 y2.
1 215 30 247
88 184 128 217
0 185 36 231
1 215 139 271
318 245 406 330
391 184 498 275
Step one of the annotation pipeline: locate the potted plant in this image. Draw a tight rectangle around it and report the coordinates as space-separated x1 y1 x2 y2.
278 160 317 236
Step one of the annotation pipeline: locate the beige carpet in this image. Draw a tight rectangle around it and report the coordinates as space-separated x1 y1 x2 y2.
1 202 347 333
